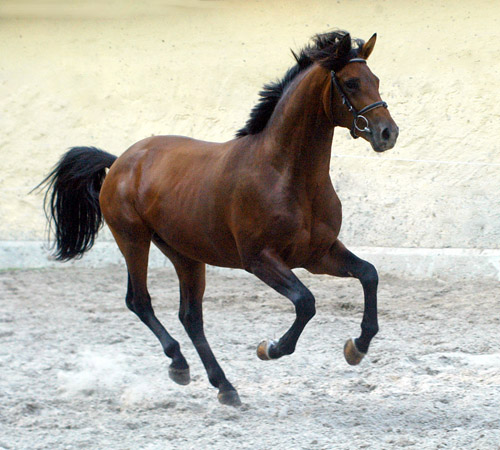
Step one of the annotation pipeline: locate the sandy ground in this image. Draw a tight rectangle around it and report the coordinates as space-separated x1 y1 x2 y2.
1 265 499 449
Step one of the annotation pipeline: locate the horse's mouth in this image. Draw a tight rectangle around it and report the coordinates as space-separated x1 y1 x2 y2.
371 140 395 153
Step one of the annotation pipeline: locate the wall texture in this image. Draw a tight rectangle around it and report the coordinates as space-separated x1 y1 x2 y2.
1 1 499 270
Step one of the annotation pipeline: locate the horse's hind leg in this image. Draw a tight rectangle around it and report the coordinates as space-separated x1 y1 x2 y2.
178 260 241 406
111 228 190 385
306 239 379 366
153 237 241 406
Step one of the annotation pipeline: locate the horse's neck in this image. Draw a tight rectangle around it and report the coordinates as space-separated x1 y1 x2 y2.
261 65 334 183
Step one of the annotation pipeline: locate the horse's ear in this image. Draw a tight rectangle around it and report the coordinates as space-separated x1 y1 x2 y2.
360 33 377 59
337 33 351 59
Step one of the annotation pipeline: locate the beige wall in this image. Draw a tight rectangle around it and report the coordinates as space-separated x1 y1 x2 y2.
1 0 499 251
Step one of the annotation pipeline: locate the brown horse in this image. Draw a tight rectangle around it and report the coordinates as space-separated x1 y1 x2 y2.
40 31 398 406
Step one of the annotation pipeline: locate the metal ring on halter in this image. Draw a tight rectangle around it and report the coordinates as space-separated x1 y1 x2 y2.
354 115 370 134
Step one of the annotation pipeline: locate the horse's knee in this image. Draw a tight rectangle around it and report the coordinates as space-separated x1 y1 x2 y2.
179 308 192 327
179 311 196 331
125 292 137 314
179 308 203 335
359 262 378 286
294 290 316 321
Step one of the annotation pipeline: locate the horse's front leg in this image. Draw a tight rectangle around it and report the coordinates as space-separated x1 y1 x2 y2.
245 249 316 360
306 239 379 365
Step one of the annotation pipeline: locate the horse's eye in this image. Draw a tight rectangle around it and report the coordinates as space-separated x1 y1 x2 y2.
344 79 360 91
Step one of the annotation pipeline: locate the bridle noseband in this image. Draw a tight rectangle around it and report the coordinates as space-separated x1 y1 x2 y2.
330 58 388 139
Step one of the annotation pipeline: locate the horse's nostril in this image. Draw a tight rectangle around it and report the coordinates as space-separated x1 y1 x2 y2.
381 127 391 141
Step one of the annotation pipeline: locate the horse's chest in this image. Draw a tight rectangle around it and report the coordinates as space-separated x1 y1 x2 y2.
280 212 340 268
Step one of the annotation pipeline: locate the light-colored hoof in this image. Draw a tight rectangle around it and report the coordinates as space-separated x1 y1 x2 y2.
168 366 191 385
218 390 242 407
343 338 366 366
257 339 275 360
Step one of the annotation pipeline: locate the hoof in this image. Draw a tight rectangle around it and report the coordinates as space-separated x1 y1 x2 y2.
168 366 191 385
343 338 366 366
218 390 242 407
257 339 276 360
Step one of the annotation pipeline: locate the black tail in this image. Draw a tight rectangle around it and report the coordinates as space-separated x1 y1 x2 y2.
37 147 117 261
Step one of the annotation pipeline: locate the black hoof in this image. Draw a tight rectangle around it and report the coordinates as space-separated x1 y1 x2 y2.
168 366 191 385
217 390 242 407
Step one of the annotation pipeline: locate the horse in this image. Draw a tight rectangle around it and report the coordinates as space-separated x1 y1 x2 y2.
39 30 398 406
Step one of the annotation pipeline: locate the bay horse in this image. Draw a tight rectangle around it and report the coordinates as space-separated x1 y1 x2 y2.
40 31 398 406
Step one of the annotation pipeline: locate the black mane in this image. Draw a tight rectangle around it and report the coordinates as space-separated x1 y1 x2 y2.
235 30 364 138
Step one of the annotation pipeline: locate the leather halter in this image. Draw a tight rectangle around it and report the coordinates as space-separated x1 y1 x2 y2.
330 58 388 139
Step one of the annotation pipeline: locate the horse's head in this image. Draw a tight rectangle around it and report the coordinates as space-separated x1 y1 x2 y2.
327 33 399 152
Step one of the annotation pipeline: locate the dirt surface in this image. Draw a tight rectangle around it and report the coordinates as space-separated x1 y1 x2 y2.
1 265 499 449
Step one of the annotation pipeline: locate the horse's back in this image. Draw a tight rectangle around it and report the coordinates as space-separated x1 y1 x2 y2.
104 134 229 191
117 135 226 167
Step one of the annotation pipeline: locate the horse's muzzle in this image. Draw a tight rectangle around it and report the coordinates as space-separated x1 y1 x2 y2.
370 122 399 152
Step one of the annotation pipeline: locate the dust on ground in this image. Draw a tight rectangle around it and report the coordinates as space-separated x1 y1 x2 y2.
1 265 499 449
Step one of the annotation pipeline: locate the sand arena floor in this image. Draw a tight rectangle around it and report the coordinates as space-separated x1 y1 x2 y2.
1 266 499 449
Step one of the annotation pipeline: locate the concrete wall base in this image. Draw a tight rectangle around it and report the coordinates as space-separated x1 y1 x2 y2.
1 241 499 281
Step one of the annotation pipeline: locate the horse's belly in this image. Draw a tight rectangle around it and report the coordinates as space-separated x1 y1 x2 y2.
154 220 244 269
